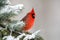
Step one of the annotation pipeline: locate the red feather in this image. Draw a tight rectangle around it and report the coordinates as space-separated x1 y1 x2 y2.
21 8 36 31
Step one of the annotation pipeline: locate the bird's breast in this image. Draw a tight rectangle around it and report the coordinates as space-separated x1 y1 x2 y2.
23 17 34 31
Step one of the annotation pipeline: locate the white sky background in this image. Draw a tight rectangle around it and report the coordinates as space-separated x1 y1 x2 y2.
10 0 60 40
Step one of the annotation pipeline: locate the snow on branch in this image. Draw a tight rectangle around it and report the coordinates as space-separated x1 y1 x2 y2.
3 30 40 40
0 4 24 15
0 0 24 19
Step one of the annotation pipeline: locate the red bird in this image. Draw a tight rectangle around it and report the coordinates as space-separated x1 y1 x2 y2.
21 8 36 31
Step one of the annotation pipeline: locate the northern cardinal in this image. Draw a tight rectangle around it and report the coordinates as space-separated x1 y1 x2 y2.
21 8 36 31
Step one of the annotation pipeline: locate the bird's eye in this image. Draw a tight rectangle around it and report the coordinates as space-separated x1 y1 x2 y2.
32 13 35 18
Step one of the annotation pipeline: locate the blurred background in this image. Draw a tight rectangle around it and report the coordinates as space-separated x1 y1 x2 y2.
10 0 60 40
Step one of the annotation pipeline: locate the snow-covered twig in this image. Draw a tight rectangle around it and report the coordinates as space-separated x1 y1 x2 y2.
0 0 24 19
15 33 25 40
6 0 11 4
0 4 24 15
3 35 15 40
8 21 25 31
23 30 40 40
2 30 40 40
